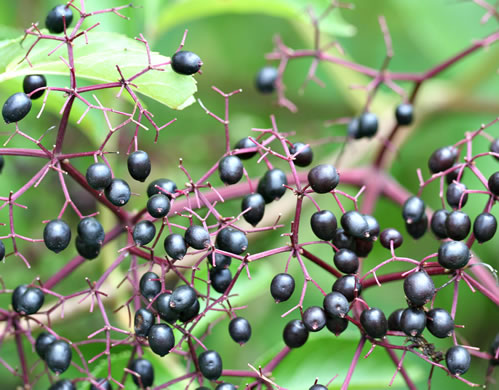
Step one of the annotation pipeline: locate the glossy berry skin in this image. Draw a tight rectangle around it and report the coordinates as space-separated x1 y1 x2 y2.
35 332 56 359
360 308 387 338
490 139 499 160
0 240 4 261
310 210 337 241
208 251 232 268
403 271 435 307
430 209 449 239
147 178 177 198
332 275 361 302
438 240 470 270
341 211 368 239
2 93 32 123
23 74 47 99
147 194 171 218
333 228 355 251
234 137 257 159
49 380 75 390
255 66 278 93
427 308 454 338
170 285 197 312
90 379 112 390
428 146 458 174
216 227 248 255
402 196 425 224
400 308 426 336
185 225 211 249
105 178 131 206
488 172 499 196
323 292 349 318
154 293 179 323
354 238 373 257
219 155 244 185
257 168 287 203
164 234 187 260
309 385 328 390
178 299 200 323
270 273 295 302
46 5 73 33
347 117 360 139
473 212 497 243
290 142 313 167
86 163 112 190
134 308 154 337
241 193 265 226
302 306 327 332
445 211 470 241
75 237 100 260
445 165 461 185
388 309 404 331
446 182 468 208
45 340 72 374
139 272 161 301
395 103 413 125
133 220 156 246
405 214 428 239
363 214 380 240
215 384 236 390
127 150 151 182
325 315 348 335
333 249 359 274
307 164 339 194
171 51 202 75
0 156 3 174
129 358 154 388
198 350 223 380
379 228 403 249
78 217 105 244
43 219 71 253
210 267 232 293
358 112 378 138
445 346 471 376
229 317 252 344
12 285 44 315
148 324 174 356
283 319 309 348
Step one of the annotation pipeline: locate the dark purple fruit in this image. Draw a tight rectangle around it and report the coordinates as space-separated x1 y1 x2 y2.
257 169 287 203
473 212 497 243
360 308 387 338
379 228 403 249
438 240 470 269
403 271 435 307
219 155 244 185
290 142 313 167
283 319 309 348
307 164 340 194
427 308 454 338
171 51 202 75
241 193 265 226
310 210 337 241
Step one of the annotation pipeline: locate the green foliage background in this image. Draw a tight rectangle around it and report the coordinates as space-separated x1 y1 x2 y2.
0 0 497 389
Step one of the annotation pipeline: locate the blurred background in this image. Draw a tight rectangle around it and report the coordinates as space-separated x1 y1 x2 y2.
0 0 498 388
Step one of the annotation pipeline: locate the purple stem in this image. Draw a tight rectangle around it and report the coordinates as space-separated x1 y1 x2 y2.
341 336 366 390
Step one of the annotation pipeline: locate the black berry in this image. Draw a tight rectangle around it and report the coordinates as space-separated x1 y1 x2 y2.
86 163 112 190
290 142 313 167
234 137 258 159
147 194 171 218
2 93 32 123
354 238 374 257
363 214 380 240
147 178 177 198
154 293 179 323
325 315 349 335
128 150 151 182
358 112 378 138
333 249 359 274
215 384 236 390
216 227 248 255
178 298 200 323
400 308 426 336
403 271 435 307
90 379 112 390
438 240 470 269
445 211 470 241
23 75 47 99
148 323 174 356
388 308 404 331
446 182 468 208
323 292 349 318
257 168 288 203
309 385 328 390
46 5 73 34
430 209 449 239
78 217 104 244
490 139 499 161
35 331 56 360
208 251 232 268
489 333 499 366
45 340 72 374
241 193 265 226
139 272 161 300
228 317 252 344
170 285 197 312
405 214 428 239
332 275 362 302
310 210 337 241
171 51 202 75
43 219 71 253
134 308 154 337
164 233 187 260
185 225 211 250
341 211 368 239
283 319 309 348
270 273 295 302
333 228 355 251
75 236 101 260
302 306 327 332
347 117 360 139
395 103 413 126
210 267 232 293
445 346 471 376
488 172 499 196
49 380 75 390
360 308 387 338
12 285 44 315
427 308 454 338
255 66 278 93
473 212 497 243
133 220 156 246
428 146 458 174
219 155 244 185
105 178 131 206
402 196 425 224
198 350 223 380
0 240 4 261
307 164 340 194
379 228 403 249
129 358 154 388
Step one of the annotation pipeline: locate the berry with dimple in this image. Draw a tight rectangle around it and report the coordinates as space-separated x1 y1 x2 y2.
473 212 497 243
154 293 179 323
427 308 454 338
310 210 337 241
257 168 287 203
210 267 232 293
445 346 471 375
43 219 71 253
255 66 278 93
438 240 470 269
171 51 202 75
302 306 327 332
234 137 258 159
333 249 359 274
164 233 187 260
445 211 470 241
270 273 295 302
78 217 105 244
488 172 499 196
229 317 252 344
49 380 75 390
360 308 387 338
105 178 131 206
139 272 161 300
133 220 156 246
219 155 244 185
363 214 380 240
428 146 458 174
283 319 309 348
388 309 404 331
147 194 171 218
2 93 32 123
216 227 248 255
147 178 177 198
128 150 151 182
46 5 73 33
198 350 223 380
170 285 197 312
405 214 428 239
341 210 368 238
325 315 348 335
35 332 56 360
241 193 265 226
23 74 47 99
45 340 72 374
379 228 403 249
134 308 154 337
129 358 154 388
148 324 174 356
290 142 313 167
90 379 112 390
358 112 378 138
400 308 426 336
333 228 355 251
323 292 349 318
332 275 361 302
446 182 468 208
307 164 340 194
402 196 425 224
179 299 200 323
431 209 449 239
12 285 44 315
86 163 112 190
395 103 413 125
208 251 232 268
403 271 435 307
490 139 499 161
185 225 211 249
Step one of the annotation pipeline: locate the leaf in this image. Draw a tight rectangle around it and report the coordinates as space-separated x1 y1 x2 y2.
0 31 197 110
158 0 356 38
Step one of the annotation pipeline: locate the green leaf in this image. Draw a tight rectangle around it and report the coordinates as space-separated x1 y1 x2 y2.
0 31 197 110
158 0 356 38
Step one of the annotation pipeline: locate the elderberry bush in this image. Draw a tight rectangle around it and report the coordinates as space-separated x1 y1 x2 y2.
0 1 498 389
